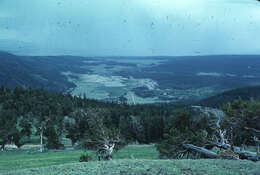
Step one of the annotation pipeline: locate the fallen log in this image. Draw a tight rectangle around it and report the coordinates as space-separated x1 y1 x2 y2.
183 144 259 161
233 146 260 161
183 144 218 159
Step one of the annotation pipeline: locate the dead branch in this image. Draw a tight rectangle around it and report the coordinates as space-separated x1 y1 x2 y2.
244 127 260 134
253 136 260 156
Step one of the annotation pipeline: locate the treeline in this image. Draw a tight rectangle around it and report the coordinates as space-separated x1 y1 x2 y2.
0 87 176 150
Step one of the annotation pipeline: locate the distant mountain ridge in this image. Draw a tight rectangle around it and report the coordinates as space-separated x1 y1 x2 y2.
0 51 89 92
1 51 260 103
197 85 260 107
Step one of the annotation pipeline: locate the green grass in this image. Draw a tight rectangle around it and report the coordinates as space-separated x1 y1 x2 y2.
3 159 260 175
0 145 157 172
0 149 84 171
113 145 159 160
1 145 260 175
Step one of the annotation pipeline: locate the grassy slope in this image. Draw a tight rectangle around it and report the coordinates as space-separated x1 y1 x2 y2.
4 159 260 175
1 145 260 175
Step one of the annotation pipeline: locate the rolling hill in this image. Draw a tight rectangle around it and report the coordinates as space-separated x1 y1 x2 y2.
0 51 89 92
1 51 260 103
197 85 260 107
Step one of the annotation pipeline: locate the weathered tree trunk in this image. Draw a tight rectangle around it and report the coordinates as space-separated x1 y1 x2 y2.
98 143 115 161
183 143 259 161
233 146 260 161
0 144 5 151
257 144 260 156
253 136 260 156
40 129 43 152
183 144 218 158
106 143 115 160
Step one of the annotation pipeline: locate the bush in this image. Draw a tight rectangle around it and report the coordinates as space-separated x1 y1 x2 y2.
46 140 64 150
79 153 92 162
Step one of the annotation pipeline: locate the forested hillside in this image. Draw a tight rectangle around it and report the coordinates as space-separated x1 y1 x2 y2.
198 85 260 107
0 86 176 150
0 51 89 92
1 86 259 162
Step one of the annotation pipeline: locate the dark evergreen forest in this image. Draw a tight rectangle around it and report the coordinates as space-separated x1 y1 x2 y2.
0 86 259 161
0 86 176 150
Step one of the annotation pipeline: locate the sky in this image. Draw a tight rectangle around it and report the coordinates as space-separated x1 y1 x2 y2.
0 0 260 56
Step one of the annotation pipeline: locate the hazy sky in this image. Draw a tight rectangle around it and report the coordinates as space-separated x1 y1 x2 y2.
0 0 260 56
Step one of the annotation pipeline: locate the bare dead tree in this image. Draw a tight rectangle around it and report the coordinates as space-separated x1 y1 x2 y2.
83 131 121 161
37 120 48 152
96 136 120 160
39 125 44 152
253 136 260 156
80 108 123 161
182 117 232 159
206 117 231 150
183 117 260 161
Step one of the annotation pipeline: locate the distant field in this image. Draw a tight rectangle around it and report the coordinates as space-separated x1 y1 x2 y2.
65 55 260 104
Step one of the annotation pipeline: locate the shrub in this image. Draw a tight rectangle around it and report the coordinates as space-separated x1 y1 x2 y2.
79 153 92 162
